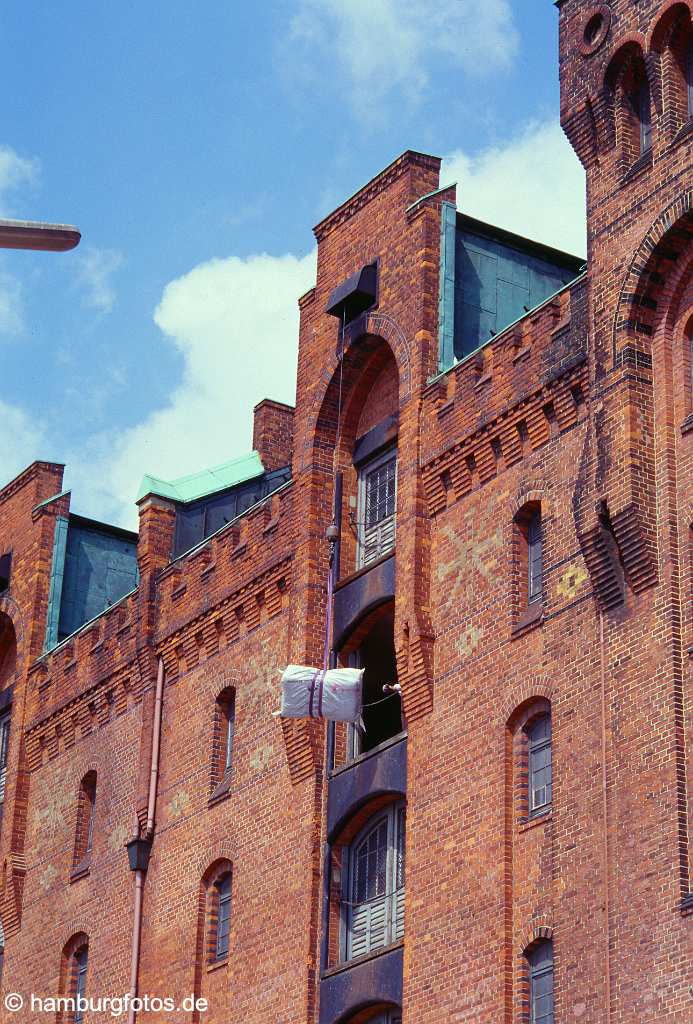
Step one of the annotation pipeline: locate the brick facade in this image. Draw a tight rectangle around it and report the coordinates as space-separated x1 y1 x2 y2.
0 2 691 1021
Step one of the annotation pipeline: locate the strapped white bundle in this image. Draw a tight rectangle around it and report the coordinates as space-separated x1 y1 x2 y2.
278 664 364 723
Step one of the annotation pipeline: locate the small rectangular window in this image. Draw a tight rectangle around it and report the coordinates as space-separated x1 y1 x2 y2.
528 715 552 816
216 874 232 959
358 450 397 568
529 941 554 1024
687 42 693 119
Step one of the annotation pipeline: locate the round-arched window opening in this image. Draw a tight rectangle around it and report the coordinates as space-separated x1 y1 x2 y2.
584 14 603 46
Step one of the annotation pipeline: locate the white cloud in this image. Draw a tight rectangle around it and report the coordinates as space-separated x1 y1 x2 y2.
287 0 518 116
69 250 316 527
74 247 123 313
0 145 39 214
0 144 40 336
0 399 48 486
444 120 587 257
0 270 23 334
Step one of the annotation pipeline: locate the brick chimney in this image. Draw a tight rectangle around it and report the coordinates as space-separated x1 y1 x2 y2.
252 399 294 471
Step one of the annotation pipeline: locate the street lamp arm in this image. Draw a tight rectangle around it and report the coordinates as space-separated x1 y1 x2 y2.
0 218 81 252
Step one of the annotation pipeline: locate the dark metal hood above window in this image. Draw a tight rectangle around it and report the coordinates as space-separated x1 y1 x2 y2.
326 261 378 323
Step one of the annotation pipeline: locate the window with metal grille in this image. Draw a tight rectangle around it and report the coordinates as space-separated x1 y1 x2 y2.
528 940 554 1024
358 450 397 568
0 712 9 804
527 714 552 816
73 945 88 1024
363 1013 402 1024
527 510 543 604
344 802 405 961
215 872 232 960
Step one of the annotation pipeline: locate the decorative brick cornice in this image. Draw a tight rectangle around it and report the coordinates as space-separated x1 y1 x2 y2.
421 361 588 516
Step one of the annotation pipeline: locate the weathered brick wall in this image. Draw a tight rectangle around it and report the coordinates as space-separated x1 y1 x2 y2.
0 5 691 1018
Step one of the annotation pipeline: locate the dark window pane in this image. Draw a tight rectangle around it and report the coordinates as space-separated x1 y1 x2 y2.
216 873 232 959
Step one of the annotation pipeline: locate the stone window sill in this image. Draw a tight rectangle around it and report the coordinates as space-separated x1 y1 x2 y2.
70 859 91 883
518 809 552 833
671 118 693 149
208 772 233 806
512 601 544 638
206 956 228 973
622 148 652 185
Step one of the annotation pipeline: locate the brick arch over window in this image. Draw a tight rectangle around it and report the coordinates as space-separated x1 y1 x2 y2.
612 192 693 364
58 931 89 1024
191 858 234 1021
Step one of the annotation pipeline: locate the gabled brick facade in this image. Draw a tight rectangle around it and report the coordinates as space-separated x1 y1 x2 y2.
0 3 691 1021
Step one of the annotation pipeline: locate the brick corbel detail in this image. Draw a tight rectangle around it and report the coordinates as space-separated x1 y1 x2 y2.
0 852 27 938
280 717 317 786
396 625 434 722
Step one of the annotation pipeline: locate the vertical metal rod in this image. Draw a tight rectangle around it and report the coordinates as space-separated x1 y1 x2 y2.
320 472 343 974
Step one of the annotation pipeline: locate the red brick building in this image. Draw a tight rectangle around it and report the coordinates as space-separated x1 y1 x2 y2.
0 1 691 1021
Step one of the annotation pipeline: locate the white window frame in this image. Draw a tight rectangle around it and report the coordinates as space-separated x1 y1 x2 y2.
342 801 405 962
357 448 397 569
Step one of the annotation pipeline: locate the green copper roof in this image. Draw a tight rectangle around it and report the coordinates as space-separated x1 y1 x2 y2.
137 451 265 504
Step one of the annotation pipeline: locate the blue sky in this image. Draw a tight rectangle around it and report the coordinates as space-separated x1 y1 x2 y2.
0 1 586 528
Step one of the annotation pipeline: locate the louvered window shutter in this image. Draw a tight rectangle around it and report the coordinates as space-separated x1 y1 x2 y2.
358 452 397 567
345 802 405 961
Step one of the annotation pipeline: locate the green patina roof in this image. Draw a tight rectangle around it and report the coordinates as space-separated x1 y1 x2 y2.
137 451 265 505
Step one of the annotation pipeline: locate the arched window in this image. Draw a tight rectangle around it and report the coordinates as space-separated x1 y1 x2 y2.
353 1011 402 1024
201 861 233 965
73 945 89 1024
527 940 554 1024
606 45 652 167
72 772 96 874
527 714 552 817
344 802 405 961
59 935 89 1024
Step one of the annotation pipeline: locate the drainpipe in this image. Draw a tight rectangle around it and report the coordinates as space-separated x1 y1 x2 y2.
125 656 165 1024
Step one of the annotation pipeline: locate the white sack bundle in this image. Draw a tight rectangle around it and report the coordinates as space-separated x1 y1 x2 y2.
279 664 364 722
